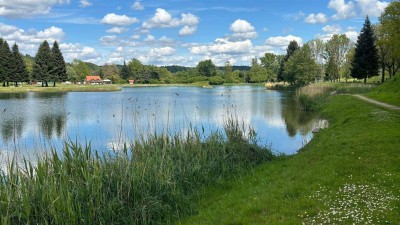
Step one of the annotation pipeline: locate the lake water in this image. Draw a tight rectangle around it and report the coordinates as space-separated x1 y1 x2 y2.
0 86 324 159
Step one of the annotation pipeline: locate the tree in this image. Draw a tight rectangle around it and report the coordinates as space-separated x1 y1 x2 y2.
325 34 352 82
0 39 13 87
351 16 379 83
379 2 400 79
102 64 120 83
32 40 53 87
66 66 79 82
120 61 131 80
72 59 90 81
128 58 143 80
278 40 300 82
11 43 28 87
260 53 278 82
284 44 319 85
308 39 326 82
196 59 216 77
247 58 267 83
51 41 67 86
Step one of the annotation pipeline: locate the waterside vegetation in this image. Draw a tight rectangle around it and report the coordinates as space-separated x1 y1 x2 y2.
0 120 274 224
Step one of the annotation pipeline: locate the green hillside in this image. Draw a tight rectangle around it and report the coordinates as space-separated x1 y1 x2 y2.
367 76 400 106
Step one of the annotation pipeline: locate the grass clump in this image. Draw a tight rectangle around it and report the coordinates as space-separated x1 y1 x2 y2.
0 120 273 225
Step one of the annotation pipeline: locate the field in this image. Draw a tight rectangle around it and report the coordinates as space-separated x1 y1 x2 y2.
0 84 121 93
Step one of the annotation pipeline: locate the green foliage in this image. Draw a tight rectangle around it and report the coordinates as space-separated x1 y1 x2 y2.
196 59 216 77
208 75 224 85
51 41 67 85
278 40 300 82
284 44 319 85
325 34 351 82
32 40 53 86
71 59 91 81
367 75 400 106
11 43 29 86
119 61 131 80
66 66 79 82
351 17 379 83
247 58 268 83
0 121 273 225
260 53 279 81
379 1 400 64
0 39 13 86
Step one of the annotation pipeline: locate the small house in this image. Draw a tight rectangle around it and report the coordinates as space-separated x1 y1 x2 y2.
85 76 102 84
103 79 112 84
129 80 135 85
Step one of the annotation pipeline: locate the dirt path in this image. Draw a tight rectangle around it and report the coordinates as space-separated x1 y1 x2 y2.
354 95 400 111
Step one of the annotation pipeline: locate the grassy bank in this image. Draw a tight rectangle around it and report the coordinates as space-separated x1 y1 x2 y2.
0 84 121 93
367 76 400 107
0 120 273 224
179 95 400 224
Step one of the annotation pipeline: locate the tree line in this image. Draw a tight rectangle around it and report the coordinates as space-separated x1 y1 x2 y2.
0 39 67 87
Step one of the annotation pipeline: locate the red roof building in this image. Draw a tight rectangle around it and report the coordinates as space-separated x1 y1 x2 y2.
85 76 102 84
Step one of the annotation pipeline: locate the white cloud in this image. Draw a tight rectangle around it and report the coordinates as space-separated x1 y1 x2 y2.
357 0 388 17
60 43 101 63
179 26 197 36
265 35 303 47
145 34 156 42
328 0 357 19
305 13 328 24
190 38 253 55
101 13 139 26
150 47 176 56
322 24 342 34
344 30 358 42
0 23 19 34
0 0 69 18
106 27 129 34
142 8 199 35
229 19 257 39
131 1 144 10
79 0 91 7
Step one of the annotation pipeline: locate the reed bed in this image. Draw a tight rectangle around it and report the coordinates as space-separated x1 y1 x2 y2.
295 83 377 111
0 119 273 225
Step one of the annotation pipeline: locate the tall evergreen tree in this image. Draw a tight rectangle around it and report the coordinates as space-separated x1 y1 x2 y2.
1 40 13 87
51 41 67 86
120 60 131 80
11 43 29 87
32 40 53 87
351 16 379 83
278 40 300 82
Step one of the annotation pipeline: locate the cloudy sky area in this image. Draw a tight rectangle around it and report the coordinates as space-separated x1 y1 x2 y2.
0 0 390 66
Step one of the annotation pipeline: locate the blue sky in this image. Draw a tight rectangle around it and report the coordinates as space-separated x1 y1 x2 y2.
0 0 390 66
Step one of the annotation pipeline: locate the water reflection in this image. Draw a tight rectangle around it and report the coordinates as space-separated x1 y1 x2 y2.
281 93 320 137
0 86 322 155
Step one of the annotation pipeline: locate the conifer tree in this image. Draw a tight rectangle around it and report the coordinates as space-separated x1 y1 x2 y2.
351 16 379 83
120 61 131 80
11 43 29 87
1 40 13 87
32 40 53 87
51 41 67 86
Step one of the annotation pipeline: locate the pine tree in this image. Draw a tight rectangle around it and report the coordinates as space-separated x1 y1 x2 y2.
11 43 28 87
51 41 67 87
32 40 53 87
1 40 13 87
120 61 131 80
351 16 379 83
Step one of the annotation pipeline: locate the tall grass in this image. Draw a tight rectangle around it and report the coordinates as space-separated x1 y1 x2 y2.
0 119 273 225
295 83 377 111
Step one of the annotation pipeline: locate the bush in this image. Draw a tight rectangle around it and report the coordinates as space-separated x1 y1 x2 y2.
208 76 225 85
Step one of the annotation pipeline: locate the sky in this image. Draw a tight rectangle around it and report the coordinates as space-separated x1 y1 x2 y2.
0 0 391 66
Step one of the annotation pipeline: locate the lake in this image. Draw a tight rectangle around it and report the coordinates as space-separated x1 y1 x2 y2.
0 85 324 159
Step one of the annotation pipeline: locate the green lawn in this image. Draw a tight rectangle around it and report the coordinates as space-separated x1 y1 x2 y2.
178 95 400 224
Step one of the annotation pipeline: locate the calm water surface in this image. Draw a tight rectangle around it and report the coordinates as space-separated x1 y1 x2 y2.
0 86 323 158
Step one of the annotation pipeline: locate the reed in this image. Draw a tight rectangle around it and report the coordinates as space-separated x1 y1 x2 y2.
0 120 273 225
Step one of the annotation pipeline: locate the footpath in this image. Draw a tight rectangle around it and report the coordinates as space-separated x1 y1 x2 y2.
354 94 400 111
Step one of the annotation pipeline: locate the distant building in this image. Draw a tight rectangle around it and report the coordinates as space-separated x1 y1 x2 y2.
129 80 135 85
85 76 102 84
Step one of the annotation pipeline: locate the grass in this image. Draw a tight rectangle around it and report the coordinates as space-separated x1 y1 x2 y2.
294 82 377 111
367 76 400 107
0 84 121 93
178 95 400 224
0 119 273 225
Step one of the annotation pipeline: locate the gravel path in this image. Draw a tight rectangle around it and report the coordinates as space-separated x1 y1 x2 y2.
354 95 400 111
